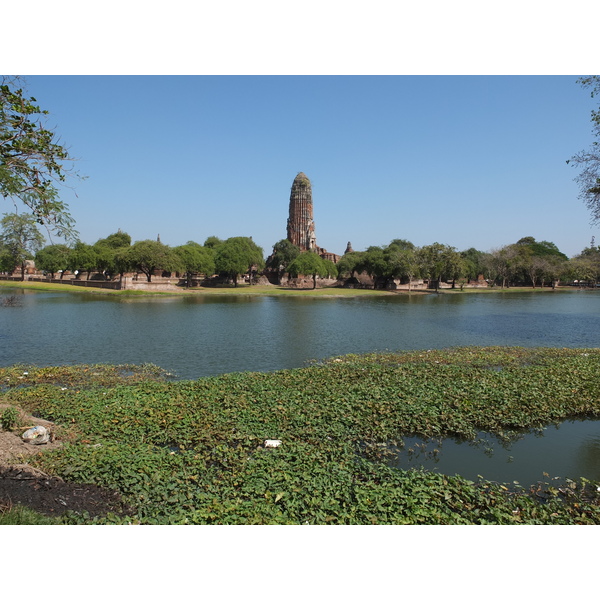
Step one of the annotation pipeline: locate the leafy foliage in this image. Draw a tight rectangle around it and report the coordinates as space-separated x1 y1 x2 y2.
173 242 215 287
1 78 80 239
3 347 600 524
568 76 600 223
126 239 179 282
0 405 20 430
67 241 98 280
34 243 70 278
0 212 45 279
214 237 264 286
266 239 300 278
287 251 337 288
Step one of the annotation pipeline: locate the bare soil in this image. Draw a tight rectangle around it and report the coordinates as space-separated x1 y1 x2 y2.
0 405 132 520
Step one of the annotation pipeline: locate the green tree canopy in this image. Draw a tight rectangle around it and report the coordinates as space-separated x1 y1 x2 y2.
35 243 71 278
418 243 463 290
204 236 224 249
68 241 98 280
92 231 132 279
336 250 365 279
515 236 568 261
95 230 132 249
460 247 487 281
357 246 389 286
266 239 300 278
384 240 420 288
112 246 134 279
287 252 337 288
0 212 45 280
174 241 216 287
214 237 264 286
1 77 80 239
127 240 179 282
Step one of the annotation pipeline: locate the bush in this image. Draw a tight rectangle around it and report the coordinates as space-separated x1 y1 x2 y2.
0 406 20 431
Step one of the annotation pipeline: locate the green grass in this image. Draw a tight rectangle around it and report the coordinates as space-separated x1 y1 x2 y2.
0 279 394 297
2 278 588 298
2 347 600 524
0 504 61 525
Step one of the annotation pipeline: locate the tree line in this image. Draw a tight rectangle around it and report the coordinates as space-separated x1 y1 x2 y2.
2 212 600 289
332 237 600 289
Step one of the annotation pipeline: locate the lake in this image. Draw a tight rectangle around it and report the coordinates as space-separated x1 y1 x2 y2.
2 287 600 486
2 288 600 380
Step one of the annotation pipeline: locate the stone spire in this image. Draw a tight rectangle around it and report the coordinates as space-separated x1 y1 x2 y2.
286 172 317 252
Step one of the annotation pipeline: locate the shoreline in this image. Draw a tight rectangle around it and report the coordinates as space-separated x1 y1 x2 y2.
1 279 592 298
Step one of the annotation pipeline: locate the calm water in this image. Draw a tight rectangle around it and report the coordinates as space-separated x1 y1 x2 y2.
391 419 600 484
2 288 600 379
2 287 600 485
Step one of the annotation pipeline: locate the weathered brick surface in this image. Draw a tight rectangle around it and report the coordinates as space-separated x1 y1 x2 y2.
286 172 317 251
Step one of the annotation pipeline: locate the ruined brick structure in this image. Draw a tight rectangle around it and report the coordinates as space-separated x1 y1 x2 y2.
286 172 317 252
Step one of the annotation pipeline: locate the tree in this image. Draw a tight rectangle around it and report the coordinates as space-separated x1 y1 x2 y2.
568 76 600 223
127 239 178 282
418 243 462 290
513 237 569 287
112 246 134 282
384 240 420 291
484 245 519 288
0 212 45 280
287 251 337 288
173 241 215 287
357 246 389 288
336 250 365 280
214 237 264 286
204 236 224 250
96 230 132 249
35 243 71 278
0 244 13 273
568 245 600 286
67 241 98 280
515 237 568 261
1 77 80 239
266 239 300 282
460 248 487 282
93 230 132 279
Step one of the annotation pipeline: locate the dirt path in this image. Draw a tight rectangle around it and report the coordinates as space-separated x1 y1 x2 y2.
0 405 132 520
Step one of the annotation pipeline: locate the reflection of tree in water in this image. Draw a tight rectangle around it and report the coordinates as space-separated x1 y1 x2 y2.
574 436 600 477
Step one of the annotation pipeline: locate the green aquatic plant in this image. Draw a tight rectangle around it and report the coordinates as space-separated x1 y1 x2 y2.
3 347 600 524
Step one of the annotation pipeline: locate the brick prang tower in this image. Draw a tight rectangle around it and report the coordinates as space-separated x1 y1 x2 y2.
286 172 317 252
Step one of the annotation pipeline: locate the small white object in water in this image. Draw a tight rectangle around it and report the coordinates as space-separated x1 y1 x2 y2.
265 439 282 448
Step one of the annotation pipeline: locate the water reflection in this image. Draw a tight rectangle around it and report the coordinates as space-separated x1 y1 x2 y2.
1 288 600 379
389 419 600 486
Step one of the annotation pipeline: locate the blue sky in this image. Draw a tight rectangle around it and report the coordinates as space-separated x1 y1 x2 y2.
19 75 598 259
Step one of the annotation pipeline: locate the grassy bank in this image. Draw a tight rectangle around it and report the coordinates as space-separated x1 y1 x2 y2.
1 279 589 298
0 280 395 297
2 347 600 524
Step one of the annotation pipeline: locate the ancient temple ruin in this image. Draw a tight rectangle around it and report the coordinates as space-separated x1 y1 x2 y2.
285 172 341 263
286 172 317 252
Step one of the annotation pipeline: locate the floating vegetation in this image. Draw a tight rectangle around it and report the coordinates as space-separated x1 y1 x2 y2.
1 347 600 524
